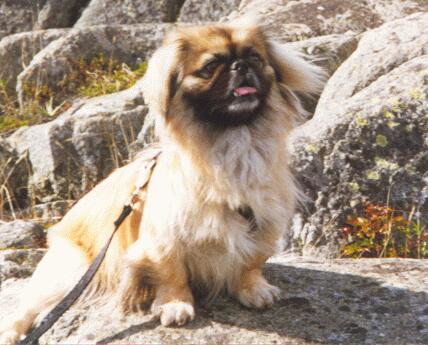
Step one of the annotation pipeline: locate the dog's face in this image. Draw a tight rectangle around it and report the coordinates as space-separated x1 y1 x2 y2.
178 26 274 127
143 21 324 132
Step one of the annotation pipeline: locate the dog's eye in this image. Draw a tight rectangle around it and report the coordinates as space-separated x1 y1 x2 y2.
197 60 221 79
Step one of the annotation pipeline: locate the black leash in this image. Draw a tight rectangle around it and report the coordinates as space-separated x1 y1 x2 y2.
17 204 133 345
15 148 258 344
17 148 161 345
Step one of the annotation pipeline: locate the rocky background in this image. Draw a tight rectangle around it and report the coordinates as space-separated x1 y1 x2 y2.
0 0 427 344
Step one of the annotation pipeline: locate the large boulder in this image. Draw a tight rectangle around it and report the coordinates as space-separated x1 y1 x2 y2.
16 23 169 106
0 29 68 93
6 80 148 204
230 0 428 41
314 12 428 120
289 13 428 257
0 220 45 249
0 256 426 344
75 0 185 27
36 0 90 29
178 0 241 23
0 0 47 40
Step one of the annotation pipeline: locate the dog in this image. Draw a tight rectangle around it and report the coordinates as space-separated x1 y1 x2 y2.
0 19 324 343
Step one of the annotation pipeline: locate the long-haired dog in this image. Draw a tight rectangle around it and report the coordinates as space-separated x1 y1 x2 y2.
0 19 324 343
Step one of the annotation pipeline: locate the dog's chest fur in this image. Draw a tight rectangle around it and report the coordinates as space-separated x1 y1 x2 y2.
142 125 294 293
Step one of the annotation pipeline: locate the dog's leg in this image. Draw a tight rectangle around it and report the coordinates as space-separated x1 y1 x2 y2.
0 239 88 345
122 240 195 326
235 257 281 309
150 267 195 327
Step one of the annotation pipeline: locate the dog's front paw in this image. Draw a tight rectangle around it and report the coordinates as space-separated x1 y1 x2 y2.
152 301 195 326
0 329 22 345
237 279 281 309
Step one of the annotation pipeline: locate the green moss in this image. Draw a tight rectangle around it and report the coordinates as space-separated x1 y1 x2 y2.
404 164 416 176
355 114 368 126
0 116 28 132
387 120 400 128
348 182 360 193
74 56 147 98
383 110 395 119
405 124 415 133
375 157 399 171
387 97 402 112
366 170 380 180
376 134 388 147
350 199 360 208
305 144 320 154
0 80 56 133
409 88 423 100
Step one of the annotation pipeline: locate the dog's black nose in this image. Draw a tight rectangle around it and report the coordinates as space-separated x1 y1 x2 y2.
231 60 248 74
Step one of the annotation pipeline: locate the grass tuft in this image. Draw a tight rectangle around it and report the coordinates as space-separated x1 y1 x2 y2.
0 54 147 134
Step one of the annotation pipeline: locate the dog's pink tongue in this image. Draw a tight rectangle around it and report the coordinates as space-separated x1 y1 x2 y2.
234 86 257 96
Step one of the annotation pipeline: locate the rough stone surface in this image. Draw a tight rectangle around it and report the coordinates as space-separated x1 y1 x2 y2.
75 0 185 27
178 0 241 23
0 0 47 40
7 80 148 203
315 12 428 121
36 0 90 29
0 220 45 249
0 256 426 344
0 139 29 213
30 200 76 224
286 32 359 77
230 0 428 41
289 13 428 257
285 33 359 115
365 0 428 22
0 249 46 283
16 23 170 105
0 29 68 93
128 110 157 160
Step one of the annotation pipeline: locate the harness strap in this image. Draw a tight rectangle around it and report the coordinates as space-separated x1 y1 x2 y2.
18 151 161 345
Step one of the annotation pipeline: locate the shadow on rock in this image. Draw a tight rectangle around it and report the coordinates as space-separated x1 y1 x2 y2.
90 260 427 345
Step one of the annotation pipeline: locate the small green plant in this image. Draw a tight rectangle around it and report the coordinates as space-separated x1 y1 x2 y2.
71 55 147 98
341 203 428 258
0 55 147 134
0 80 63 134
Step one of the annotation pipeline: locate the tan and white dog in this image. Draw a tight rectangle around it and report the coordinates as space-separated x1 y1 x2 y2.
0 19 324 344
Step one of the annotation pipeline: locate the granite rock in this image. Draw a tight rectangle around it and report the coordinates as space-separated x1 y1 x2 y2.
0 256 425 344
289 13 428 257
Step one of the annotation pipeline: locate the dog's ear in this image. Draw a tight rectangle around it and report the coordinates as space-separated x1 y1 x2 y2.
142 32 184 117
266 40 326 96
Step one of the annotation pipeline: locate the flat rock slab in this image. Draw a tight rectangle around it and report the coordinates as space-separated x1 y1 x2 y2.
0 256 426 344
